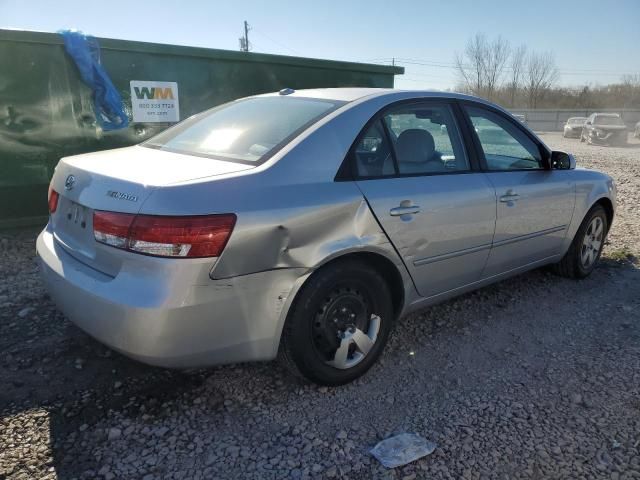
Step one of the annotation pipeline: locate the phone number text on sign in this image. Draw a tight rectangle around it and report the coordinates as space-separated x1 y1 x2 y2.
130 81 180 123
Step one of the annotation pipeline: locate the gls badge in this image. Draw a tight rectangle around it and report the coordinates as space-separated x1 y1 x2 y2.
107 190 139 202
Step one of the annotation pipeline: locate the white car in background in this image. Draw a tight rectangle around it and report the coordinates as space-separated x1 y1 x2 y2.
563 117 588 138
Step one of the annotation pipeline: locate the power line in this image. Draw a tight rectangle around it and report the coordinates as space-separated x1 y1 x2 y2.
251 27 302 56
363 56 640 77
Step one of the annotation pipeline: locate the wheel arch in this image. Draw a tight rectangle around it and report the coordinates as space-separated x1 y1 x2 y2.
310 250 407 319
594 196 614 231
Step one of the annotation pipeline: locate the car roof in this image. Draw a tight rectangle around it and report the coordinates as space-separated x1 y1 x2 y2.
258 87 483 103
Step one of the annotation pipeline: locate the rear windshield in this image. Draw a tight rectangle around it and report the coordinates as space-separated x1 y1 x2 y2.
143 96 345 164
594 115 624 126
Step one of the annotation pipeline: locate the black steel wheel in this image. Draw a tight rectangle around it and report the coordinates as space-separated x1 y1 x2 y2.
279 259 394 385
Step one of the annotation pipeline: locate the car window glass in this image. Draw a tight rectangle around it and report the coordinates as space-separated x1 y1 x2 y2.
353 120 395 177
383 104 468 174
465 106 543 171
144 97 343 164
594 115 624 126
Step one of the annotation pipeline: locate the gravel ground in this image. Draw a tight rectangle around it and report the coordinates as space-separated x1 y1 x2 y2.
1 132 639 480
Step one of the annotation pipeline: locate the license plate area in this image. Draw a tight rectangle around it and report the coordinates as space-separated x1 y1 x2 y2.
64 200 92 231
53 197 96 257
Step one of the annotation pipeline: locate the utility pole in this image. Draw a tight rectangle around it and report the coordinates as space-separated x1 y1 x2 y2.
239 20 251 52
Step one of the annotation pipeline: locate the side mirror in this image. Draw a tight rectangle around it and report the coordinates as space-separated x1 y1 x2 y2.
551 151 576 170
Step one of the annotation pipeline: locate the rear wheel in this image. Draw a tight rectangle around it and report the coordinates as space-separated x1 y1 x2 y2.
553 205 608 279
279 259 394 385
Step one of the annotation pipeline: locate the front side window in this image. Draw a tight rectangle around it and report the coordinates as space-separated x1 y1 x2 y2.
465 106 543 171
143 97 344 164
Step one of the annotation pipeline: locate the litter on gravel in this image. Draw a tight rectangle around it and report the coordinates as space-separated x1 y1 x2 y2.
370 433 437 468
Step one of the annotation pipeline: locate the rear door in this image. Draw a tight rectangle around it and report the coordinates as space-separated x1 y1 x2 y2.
461 104 575 277
353 101 497 298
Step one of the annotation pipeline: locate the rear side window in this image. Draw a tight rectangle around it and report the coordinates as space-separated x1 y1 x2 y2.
384 104 468 175
352 102 469 178
143 97 344 164
464 106 543 171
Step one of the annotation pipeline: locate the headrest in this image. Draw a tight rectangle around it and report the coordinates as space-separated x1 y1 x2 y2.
395 129 435 164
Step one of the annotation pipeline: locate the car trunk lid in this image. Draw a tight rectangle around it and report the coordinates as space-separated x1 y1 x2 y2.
49 146 253 275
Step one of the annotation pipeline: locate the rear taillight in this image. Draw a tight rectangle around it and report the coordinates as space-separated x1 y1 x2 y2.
48 187 59 214
93 211 236 258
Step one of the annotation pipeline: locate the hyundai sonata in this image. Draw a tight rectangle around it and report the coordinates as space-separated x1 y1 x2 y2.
37 88 616 385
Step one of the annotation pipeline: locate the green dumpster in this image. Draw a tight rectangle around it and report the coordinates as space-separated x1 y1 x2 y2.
0 29 403 228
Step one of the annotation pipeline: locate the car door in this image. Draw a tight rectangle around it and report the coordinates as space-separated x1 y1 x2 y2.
461 103 576 277
352 101 497 298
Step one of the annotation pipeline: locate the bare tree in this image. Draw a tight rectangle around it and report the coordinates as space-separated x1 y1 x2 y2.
455 33 510 101
506 45 527 107
621 74 640 87
484 36 510 100
455 33 486 96
620 74 640 108
524 51 559 108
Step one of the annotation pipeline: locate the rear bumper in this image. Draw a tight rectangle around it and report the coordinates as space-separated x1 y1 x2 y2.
36 226 307 367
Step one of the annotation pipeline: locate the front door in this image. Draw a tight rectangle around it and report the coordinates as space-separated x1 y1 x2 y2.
353 101 496 298
462 104 576 277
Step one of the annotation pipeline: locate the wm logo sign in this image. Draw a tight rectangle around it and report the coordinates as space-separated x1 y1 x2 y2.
134 87 174 100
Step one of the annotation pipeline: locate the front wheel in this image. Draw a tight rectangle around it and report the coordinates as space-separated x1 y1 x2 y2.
279 259 394 385
553 205 608 279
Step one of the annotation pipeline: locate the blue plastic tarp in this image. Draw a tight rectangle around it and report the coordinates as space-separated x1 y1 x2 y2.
59 30 128 131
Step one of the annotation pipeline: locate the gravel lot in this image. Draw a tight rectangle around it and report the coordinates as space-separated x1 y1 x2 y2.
1 132 639 480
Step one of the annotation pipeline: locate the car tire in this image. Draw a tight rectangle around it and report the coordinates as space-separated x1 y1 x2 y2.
553 204 608 279
279 259 394 385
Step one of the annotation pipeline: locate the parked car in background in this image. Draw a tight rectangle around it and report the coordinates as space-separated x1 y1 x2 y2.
563 117 588 138
581 113 628 146
37 89 616 385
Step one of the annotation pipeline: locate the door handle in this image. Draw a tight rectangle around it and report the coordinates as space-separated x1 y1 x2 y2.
390 205 421 216
499 190 520 203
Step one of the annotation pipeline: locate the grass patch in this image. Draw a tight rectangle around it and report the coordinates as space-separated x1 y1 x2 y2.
603 246 636 263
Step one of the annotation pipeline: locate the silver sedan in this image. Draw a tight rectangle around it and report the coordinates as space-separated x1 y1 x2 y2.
37 89 616 385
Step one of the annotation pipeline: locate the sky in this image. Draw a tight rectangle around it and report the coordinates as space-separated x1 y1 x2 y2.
1 0 639 90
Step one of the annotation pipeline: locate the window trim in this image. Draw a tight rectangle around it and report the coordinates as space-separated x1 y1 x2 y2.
458 100 552 173
336 98 475 181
